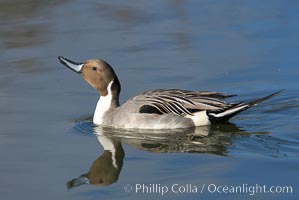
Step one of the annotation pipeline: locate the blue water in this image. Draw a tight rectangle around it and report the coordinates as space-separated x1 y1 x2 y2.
0 1 298 200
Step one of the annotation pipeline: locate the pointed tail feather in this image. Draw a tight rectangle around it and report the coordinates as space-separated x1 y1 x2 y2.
208 90 284 123
247 89 284 106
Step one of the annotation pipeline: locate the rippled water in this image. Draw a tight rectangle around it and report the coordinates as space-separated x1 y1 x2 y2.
0 1 299 200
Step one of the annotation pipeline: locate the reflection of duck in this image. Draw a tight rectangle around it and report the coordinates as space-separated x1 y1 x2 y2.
96 123 248 155
68 123 273 189
67 133 124 189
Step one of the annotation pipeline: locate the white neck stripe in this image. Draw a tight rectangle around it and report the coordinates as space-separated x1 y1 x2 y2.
93 80 114 125
106 80 113 96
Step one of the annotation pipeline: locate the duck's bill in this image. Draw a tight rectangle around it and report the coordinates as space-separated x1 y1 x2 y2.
58 56 84 73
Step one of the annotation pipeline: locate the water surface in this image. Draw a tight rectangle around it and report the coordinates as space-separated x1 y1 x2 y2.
0 1 298 200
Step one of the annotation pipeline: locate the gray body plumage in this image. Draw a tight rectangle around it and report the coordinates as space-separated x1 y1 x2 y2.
100 89 281 129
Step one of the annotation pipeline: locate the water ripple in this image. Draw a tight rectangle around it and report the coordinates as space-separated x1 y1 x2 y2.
73 117 298 158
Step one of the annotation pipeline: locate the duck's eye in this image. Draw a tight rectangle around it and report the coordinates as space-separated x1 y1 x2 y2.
92 67 97 71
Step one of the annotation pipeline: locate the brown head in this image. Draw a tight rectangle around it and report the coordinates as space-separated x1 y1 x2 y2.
58 56 121 98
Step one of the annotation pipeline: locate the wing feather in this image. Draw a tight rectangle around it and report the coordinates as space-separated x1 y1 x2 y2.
133 89 236 116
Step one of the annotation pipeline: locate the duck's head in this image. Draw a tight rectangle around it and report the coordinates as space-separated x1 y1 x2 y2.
58 56 121 97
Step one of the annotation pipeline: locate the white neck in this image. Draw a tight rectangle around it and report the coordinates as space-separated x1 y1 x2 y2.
93 81 113 125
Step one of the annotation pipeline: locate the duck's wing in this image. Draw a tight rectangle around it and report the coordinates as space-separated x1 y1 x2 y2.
133 89 283 123
133 89 237 116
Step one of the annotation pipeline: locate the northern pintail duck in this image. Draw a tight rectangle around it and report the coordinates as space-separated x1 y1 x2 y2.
58 56 282 129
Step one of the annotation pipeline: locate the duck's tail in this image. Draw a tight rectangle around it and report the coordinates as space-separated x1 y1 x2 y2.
207 90 284 123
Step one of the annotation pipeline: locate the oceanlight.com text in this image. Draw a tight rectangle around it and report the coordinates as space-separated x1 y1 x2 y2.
123 183 293 196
